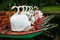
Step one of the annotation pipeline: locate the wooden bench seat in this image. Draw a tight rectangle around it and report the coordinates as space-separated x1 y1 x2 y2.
0 12 6 16
0 11 15 32
2 18 9 25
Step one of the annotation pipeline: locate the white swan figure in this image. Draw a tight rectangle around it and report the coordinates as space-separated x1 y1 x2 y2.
11 6 19 16
10 6 33 31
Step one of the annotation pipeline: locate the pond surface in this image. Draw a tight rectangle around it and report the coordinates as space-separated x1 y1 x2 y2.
44 14 60 35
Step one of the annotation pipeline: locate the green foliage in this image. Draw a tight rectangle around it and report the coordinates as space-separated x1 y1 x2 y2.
0 0 60 11
41 6 60 13
0 0 43 11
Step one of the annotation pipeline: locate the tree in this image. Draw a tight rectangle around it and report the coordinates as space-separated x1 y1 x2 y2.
49 0 55 5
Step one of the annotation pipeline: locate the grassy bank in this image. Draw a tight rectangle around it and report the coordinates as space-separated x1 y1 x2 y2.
41 6 60 14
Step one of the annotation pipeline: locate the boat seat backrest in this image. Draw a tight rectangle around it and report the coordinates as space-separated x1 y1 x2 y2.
0 11 15 26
